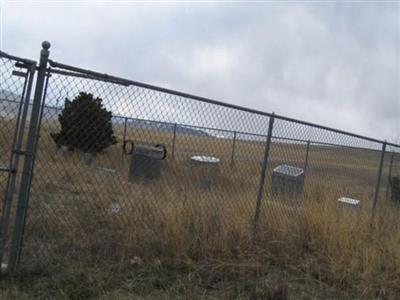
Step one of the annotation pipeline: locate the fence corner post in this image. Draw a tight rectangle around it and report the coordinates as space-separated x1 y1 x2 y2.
252 113 275 244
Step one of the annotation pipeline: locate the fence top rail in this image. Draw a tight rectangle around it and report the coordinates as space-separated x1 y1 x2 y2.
0 50 36 66
47 58 400 149
46 68 130 86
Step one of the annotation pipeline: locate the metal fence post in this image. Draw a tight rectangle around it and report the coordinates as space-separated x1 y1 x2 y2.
0 61 36 270
304 140 310 172
28 73 51 187
122 117 128 153
230 131 237 167
252 114 275 243
171 123 177 159
8 41 51 273
303 140 311 182
370 141 387 228
385 152 394 201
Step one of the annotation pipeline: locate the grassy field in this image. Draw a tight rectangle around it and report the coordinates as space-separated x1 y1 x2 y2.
0 117 400 299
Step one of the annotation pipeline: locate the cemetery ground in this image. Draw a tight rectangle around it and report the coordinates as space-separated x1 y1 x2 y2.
0 118 399 299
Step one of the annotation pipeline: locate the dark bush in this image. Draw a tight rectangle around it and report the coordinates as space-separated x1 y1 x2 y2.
51 92 117 154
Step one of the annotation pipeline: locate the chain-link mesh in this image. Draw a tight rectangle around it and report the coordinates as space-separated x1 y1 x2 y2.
255 118 385 239
1 50 400 279
0 54 34 268
0 57 27 186
19 67 272 271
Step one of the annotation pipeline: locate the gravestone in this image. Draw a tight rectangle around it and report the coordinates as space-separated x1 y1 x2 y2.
128 144 167 182
1 263 7 272
389 176 400 203
272 164 304 199
190 155 220 188
337 197 361 214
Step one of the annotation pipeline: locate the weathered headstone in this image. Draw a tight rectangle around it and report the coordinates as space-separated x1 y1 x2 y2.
190 155 220 188
272 164 304 199
389 176 400 203
128 144 166 182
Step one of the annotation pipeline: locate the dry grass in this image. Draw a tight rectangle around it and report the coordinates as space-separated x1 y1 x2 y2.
0 118 399 299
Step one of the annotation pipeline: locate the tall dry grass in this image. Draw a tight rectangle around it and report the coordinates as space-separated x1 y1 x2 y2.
0 118 399 298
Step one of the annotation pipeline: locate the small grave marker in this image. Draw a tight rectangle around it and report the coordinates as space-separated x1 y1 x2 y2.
82 152 93 165
95 167 116 178
110 202 121 214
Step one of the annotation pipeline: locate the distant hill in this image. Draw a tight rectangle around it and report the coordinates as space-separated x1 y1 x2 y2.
126 118 209 137
0 91 210 138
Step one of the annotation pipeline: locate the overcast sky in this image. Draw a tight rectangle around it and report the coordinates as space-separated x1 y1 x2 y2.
0 1 399 142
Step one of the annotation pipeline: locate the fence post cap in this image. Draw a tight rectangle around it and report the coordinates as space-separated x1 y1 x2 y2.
42 41 51 50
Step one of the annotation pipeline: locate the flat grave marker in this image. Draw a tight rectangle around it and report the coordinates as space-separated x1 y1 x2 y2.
337 197 361 214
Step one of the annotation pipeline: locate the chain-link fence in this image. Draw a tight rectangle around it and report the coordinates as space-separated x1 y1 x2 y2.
0 42 399 275
0 51 36 273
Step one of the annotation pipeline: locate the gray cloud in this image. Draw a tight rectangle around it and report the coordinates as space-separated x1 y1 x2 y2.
1 1 399 141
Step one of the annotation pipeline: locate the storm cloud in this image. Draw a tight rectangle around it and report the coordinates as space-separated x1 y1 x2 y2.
0 1 399 141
